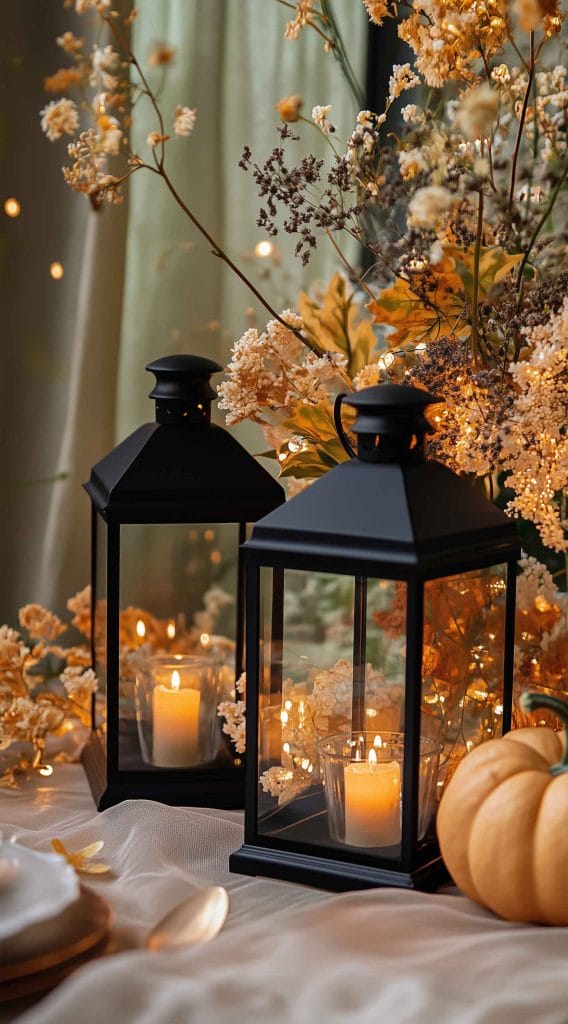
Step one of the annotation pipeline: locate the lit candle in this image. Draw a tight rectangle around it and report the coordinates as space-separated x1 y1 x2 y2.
344 744 401 847
152 669 200 767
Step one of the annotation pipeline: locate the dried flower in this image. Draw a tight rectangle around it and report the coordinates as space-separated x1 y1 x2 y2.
174 106 197 137
44 67 85 93
56 31 85 54
276 95 303 123
388 63 420 103
51 839 111 875
148 43 176 67
363 0 391 25
311 104 333 134
91 45 121 91
284 1 313 40
455 83 499 140
147 130 170 147
40 98 80 141
19 605 66 642
407 185 456 229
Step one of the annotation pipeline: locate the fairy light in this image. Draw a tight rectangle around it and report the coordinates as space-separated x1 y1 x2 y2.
166 620 176 640
200 632 210 647
4 197 20 217
136 619 146 639
50 261 64 280
38 764 54 777
254 240 273 258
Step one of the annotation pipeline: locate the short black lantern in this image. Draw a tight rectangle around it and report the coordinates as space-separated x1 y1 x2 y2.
83 354 284 810
231 384 520 891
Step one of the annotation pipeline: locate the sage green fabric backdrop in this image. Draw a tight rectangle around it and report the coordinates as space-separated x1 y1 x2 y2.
0 0 367 623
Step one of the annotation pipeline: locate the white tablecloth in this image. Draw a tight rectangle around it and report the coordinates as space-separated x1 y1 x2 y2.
1 765 567 1024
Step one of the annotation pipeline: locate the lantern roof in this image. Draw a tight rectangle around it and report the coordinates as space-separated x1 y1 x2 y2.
245 384 520 577
85 355 284 523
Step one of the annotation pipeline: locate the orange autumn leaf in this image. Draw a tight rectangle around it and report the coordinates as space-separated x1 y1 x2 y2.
366 255 469 347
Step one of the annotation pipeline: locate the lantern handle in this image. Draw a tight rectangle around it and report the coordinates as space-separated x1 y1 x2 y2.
334 394 356 460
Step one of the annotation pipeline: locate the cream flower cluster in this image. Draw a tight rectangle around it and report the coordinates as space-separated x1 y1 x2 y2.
504 300 568 552
218 312 345 426
40 98 79 141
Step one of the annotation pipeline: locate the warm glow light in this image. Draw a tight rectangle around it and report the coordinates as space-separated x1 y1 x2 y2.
282 742 290 754
171 669 181 691
373 735 382 748
210 550 221 565
280 709 289 725
136 619 146 639
166 620 176 640
368 747 378 766
204 529 215 542
255 240 273 258
4 197 20 218
50 261 64 280
38 764 54 777
284 699 293 711
200 632 210 647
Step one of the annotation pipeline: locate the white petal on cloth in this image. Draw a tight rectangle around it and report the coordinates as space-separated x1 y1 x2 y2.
1 766 567 1024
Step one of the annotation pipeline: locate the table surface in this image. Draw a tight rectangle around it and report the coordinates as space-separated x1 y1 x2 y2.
1 764 566 1024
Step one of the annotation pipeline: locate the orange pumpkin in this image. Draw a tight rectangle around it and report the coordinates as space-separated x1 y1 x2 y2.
437 691 568 925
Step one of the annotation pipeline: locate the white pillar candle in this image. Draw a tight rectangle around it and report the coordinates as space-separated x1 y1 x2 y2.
344 748 401 847
152 669 200 767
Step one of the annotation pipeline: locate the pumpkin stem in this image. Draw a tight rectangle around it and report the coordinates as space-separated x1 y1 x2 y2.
519 691 568 775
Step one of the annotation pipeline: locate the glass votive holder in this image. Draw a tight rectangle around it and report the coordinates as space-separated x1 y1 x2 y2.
319 731 439 849
135 655 220 767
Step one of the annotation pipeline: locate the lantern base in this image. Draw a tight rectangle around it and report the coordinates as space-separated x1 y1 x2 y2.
229 842 448 892
81 731 245 810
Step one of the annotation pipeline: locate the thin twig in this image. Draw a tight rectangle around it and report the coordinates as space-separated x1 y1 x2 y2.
508 32 535 212
471 190 484 371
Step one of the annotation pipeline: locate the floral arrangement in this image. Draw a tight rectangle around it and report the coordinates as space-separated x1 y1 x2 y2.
0 580 235 787
40 1 566 784
0 589 96 787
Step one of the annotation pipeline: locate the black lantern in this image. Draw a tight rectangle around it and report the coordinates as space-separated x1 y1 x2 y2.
82 355 284 810
230 384 520 891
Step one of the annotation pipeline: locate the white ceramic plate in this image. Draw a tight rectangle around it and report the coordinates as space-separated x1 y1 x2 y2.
0 839 79 942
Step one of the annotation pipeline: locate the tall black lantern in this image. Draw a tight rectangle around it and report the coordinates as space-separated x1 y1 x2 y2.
83 355 284 810
231 384 520 891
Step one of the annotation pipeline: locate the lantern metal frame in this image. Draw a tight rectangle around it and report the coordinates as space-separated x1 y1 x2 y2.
82 355 284 810
230 384 520 891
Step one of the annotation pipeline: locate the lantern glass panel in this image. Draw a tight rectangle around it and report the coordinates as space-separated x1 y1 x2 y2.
257 568 416 859
423 565 507 790
116 521 241 772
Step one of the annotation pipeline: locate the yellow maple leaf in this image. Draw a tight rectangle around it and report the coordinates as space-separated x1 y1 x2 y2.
299 272 378 376
443 245 523 301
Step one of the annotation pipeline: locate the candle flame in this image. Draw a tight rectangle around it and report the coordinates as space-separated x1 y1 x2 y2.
280 709 289 725
200 632 210 647
368 748 378 766
171 669 181 691
136 619 146 639
373 735 382 748
166 620 176 639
